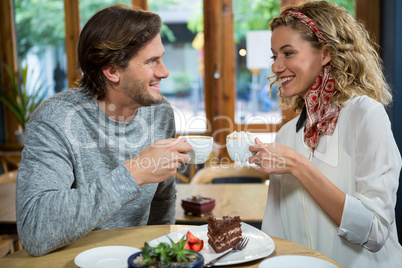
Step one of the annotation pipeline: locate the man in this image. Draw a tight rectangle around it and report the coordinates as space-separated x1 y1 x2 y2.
16 5 191 256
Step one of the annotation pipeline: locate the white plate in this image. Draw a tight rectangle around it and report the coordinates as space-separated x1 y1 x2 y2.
149 222 275 266
74 246 141 268
259 255 337 268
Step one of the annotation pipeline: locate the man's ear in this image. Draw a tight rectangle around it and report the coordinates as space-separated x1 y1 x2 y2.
322 49 332 66
102 65 120 83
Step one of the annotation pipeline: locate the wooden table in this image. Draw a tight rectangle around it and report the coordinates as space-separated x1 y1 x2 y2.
175 183 268 226
0 183 16 224
0 144 23 172
0 182 267 232
0 225 342 267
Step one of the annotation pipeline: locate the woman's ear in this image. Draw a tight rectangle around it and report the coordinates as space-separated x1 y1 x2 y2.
322 49 332 66
102 65 120 83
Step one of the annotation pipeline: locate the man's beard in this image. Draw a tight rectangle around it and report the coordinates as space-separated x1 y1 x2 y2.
122 78 163 107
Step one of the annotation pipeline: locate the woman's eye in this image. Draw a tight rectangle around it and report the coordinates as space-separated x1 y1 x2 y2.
271 55 277 60
284 51 294 57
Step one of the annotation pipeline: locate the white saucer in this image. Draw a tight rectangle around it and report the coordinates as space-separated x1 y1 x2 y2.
259 255 337 268
74 246 141 268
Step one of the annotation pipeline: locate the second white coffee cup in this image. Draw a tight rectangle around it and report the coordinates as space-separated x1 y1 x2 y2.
226 133 255 163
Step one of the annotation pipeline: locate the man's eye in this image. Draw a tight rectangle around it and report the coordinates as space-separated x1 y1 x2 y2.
147 58 158 64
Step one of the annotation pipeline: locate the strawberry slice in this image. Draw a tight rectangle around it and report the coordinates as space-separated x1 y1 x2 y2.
186 231 200 245
183 240 191 249
191 240 204 252
176 239 191 250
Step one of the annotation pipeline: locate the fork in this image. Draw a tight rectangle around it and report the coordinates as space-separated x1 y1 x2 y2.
204 237 249 267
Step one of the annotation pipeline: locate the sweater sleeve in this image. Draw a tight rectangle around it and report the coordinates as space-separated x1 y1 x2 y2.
146 101 177 225
337 103 402 252
16 119 140 256
147 177 177 225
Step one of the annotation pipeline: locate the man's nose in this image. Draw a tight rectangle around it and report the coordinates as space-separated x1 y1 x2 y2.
156 61 169 78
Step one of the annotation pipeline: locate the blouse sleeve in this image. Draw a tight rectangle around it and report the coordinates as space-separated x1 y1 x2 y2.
337 102 402 252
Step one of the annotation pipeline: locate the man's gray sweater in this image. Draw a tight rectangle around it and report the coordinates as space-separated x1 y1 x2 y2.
16 88 177 256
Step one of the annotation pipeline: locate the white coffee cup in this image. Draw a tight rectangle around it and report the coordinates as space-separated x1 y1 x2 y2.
226 132 255 163
179 136 213 164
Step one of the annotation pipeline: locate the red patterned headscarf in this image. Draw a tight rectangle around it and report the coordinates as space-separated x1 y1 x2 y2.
282 9 340 151
282 9 329 43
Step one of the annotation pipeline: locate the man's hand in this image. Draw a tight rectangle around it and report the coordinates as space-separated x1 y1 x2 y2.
124 138 192 186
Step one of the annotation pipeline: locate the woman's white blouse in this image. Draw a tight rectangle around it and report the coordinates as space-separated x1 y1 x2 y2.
262 96 402 268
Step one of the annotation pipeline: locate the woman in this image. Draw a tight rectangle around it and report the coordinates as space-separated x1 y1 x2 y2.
249 1 402 267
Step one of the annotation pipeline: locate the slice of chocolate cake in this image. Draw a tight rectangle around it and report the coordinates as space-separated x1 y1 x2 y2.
207 216 242 253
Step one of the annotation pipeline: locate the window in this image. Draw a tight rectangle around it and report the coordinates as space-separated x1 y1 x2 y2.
14 0 68 99
80 0 131 26
233 0 281 128
148 0 206 134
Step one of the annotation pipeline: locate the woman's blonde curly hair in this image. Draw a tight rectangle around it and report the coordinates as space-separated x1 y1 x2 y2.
268 1 392 112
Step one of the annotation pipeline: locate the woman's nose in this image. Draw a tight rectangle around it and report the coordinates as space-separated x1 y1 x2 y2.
272 57 285 74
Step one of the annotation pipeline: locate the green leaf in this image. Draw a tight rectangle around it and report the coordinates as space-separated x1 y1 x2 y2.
141 242 151 262
0 61 47 132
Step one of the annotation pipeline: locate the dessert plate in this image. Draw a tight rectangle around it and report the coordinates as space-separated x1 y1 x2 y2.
74 246 141 268
149 222 275 266
258 255 337 267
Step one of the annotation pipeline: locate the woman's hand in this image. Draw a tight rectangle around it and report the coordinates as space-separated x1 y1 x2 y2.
249 137 345 226
248 137 299 175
